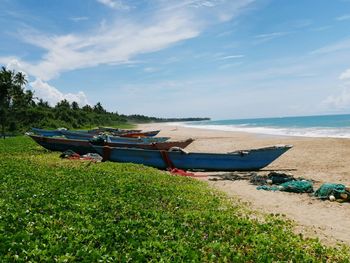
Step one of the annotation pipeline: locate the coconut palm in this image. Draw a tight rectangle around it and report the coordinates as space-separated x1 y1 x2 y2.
0 67 29 138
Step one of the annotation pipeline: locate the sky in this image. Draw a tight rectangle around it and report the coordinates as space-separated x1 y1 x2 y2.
1 0 350 120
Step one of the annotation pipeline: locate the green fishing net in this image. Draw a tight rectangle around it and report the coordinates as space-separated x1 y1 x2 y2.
257 180 313 193
314 183 349 199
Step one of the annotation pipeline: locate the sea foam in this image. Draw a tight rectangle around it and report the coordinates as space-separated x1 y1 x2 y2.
168 123 350 138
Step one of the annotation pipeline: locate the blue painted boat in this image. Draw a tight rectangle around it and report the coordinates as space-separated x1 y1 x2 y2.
29 135 95 154
119 130 160 138
60 130 95 139
108 135 170 144
29 135 193 154
92 145 293 171
31 128 62 137
60 130 170 143
88 127 142 135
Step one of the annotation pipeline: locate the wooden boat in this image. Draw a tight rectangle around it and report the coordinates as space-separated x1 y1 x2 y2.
119 130 160 138
88 127 142 135
28 135 194 154
92 145 293 171
60 130 170 143
31 128 62 137
60 130 95 139
109 135 169 144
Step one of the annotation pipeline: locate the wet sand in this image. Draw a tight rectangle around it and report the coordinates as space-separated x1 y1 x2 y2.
139 123 350 246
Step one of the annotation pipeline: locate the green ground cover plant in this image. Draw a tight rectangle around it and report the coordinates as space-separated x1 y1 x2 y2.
0 137 349 262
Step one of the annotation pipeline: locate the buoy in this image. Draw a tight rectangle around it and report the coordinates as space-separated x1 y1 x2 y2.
329 195 336 202
266 179 273 185
340 193 348 199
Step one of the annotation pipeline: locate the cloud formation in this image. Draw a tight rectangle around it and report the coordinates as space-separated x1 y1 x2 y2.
339 68 350 80
336 14 350 21
30 78 89 106
323 88 350 110
322 68 350 111
311 38 350 54
2 0 253 81
97 0 130 10
1 0 254 108
254 31 290 43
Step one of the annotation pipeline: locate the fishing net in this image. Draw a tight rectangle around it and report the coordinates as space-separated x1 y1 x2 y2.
268 172 295 184
279 180 314 193
257 180 313 193
250 172 295 186
314 183 349 200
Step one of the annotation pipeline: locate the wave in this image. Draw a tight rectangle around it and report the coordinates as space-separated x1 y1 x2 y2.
168 123 350 138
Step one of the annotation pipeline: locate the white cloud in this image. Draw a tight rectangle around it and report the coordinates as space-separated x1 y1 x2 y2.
254 31 290 43
5 59 29 77
144 67 158 73
70 16 89 22
321 68 350 111
97 0 131 10
336 14 350 21
15 16 199 80
339 68 350 80
322 88 350 110
30 78 89 106
311 38 350 54
7 0 253 81
218 54 244 60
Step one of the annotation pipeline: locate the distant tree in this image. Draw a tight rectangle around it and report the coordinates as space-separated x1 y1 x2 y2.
82 105 92 112
71 101 79 111
37 99 50 108
93 102 105 114
0 67 28 138
55 99 71 109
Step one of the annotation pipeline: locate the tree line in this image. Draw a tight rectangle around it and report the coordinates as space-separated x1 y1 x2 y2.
0 66 209 136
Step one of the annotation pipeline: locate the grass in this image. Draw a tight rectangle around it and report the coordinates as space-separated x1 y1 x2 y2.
0 137 349 262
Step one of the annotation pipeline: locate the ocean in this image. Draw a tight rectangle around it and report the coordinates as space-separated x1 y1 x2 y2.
174 114 350 138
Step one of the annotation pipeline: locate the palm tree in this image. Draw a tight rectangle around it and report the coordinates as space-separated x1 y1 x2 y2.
0 66 29 138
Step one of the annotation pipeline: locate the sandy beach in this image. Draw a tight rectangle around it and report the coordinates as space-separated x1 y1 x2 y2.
139 123 350 246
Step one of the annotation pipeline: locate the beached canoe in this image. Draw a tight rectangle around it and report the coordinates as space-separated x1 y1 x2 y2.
92 144 293 171
119 130 160 138
60 130 96 139
31 128 63 137
29 135 194 154
60 130 170 143
88 127 142 135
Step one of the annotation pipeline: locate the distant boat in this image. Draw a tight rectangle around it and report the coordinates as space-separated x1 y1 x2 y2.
28 135 194 154
92 145 293 171
60 130 169 143
31 128 62 137
88 127 142 135
119 130 160 138
31 127 160 138
59 130 95 139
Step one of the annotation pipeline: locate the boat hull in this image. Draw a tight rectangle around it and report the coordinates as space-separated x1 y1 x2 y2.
30 135 95 154
92 145 293 171
61 130 169 143
29 135 193 154
105 138 194 150
31 128 62 137
119 130 160 138
60 130 95 140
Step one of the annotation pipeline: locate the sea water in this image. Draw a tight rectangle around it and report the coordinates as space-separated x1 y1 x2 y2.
173 114 350 138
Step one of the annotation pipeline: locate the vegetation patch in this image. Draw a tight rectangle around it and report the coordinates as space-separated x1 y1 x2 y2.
0 137 349 262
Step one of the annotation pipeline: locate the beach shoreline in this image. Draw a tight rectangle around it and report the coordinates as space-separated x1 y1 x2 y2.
138 122 350 246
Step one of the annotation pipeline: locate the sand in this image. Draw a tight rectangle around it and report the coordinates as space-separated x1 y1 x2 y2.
138 123 350 246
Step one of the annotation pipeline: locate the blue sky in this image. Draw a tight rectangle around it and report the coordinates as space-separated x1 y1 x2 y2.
1 0 350 119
